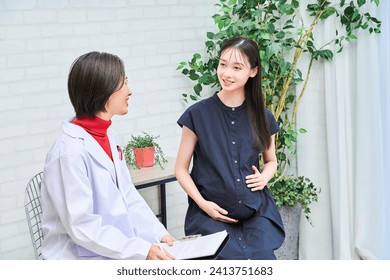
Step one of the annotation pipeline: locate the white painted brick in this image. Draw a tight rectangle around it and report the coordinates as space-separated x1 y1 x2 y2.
0 193 17 211
128 0 156 6
9 80 47 95
0 40 26 54
26 65 60 78
70 0 102 8
154 18 182 30
0 138 14 156
148 102 173 115
131 19 161 32
47 104 74 119
143 6 170 18
90 34 119 48
0 150 33 172
0 69 25 83
0 11 23 25
38 0 68 9
169 6 193 16
157 42 183 54
100 0 126 8
58 10 87 23
41 24 73 37
145 30 172 43
60 36 90 49
116 8 144 20
0 95 24 112
130 67 160 82
3 0 36 10
180 17 205 28
1 231 30 252
0 56 6 69
135 115 163 130
157 0 179 5
5 25 40 39
102 21 128 34
0 222 19 239
23 10 56 24
7 53 43 68
146 78 169 92
0 168 15 184
194 5 217 16
43 51 75 65
73 22 102 35
27 38 59 51
87 9 116 22
124 57 145 70
0 125 28 141
23 92 62 108
27 119 60 136
131 43 158 56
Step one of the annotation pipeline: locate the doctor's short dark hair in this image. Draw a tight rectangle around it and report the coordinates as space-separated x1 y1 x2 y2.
68 51 126 118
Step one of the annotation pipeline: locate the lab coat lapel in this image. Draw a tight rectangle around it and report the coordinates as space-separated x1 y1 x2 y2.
63 122 117 185
108 129 125 190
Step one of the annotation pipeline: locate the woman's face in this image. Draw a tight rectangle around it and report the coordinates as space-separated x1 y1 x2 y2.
217 47 257 94
104 75 132 118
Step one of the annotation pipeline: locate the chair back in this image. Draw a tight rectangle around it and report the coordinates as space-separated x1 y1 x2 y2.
24 172 44 260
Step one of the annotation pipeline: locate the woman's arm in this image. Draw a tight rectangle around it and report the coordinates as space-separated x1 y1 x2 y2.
245 135 278 191
175 126 238 223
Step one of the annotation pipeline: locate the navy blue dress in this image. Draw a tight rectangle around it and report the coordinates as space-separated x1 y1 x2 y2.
178 93 285 260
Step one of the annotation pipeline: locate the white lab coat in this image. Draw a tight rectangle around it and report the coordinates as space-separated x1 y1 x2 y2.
41 120 168 259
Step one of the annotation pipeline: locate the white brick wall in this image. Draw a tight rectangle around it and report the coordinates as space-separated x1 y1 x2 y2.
0 0 219 259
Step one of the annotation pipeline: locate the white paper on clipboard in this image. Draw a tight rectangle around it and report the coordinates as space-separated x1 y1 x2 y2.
160 230 228 260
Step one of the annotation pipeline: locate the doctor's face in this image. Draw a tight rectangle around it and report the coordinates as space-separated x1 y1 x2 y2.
104 75 132 117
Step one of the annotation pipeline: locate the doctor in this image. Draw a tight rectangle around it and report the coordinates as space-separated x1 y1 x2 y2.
41 51 175 260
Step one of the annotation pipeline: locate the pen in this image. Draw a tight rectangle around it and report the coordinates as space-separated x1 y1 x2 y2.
155 237 166 256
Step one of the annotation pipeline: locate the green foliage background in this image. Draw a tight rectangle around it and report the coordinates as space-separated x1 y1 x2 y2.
177 0 381 223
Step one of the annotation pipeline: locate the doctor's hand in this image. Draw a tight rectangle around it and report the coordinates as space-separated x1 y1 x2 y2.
161 234 175 246
199 200 238 224
146 244 176 260
246 165 268 191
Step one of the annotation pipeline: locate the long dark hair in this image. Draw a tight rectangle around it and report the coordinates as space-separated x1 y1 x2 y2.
219 37 271 151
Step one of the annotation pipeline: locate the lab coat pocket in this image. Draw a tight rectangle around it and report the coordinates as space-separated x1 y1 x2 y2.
75 244 99 257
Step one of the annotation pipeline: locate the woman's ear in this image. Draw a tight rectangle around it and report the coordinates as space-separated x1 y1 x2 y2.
250 66 258 78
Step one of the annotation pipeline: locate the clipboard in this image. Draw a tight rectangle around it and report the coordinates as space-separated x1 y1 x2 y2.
160 230 229 260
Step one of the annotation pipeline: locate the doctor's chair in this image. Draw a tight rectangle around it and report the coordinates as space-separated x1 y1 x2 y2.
24 172 44 260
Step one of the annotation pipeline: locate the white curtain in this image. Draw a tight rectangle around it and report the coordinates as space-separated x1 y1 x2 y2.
298 2 390 259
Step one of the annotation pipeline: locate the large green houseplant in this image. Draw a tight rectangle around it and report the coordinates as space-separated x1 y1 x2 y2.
177 0 381 224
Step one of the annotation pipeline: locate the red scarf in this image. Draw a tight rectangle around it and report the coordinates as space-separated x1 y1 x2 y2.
72 116 113 161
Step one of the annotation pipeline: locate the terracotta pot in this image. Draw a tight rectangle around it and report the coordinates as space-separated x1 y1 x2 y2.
133 146 155 168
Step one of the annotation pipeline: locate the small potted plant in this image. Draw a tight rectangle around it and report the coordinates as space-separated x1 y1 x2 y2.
124 132 167 169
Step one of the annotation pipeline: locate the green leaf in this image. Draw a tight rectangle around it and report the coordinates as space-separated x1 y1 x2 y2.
207 32 215 39
260 32 270 40
320 8 336 20
357 0 366 7
194 83 202 96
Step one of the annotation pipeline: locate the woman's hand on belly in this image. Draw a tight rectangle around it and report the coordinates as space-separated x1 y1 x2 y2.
198 200 239 223
245 165 269 191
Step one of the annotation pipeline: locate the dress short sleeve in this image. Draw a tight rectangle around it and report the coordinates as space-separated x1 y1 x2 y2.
266 108 280 135
177 105 197 134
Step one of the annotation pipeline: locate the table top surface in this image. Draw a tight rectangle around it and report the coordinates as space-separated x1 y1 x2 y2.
129 156 176 186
